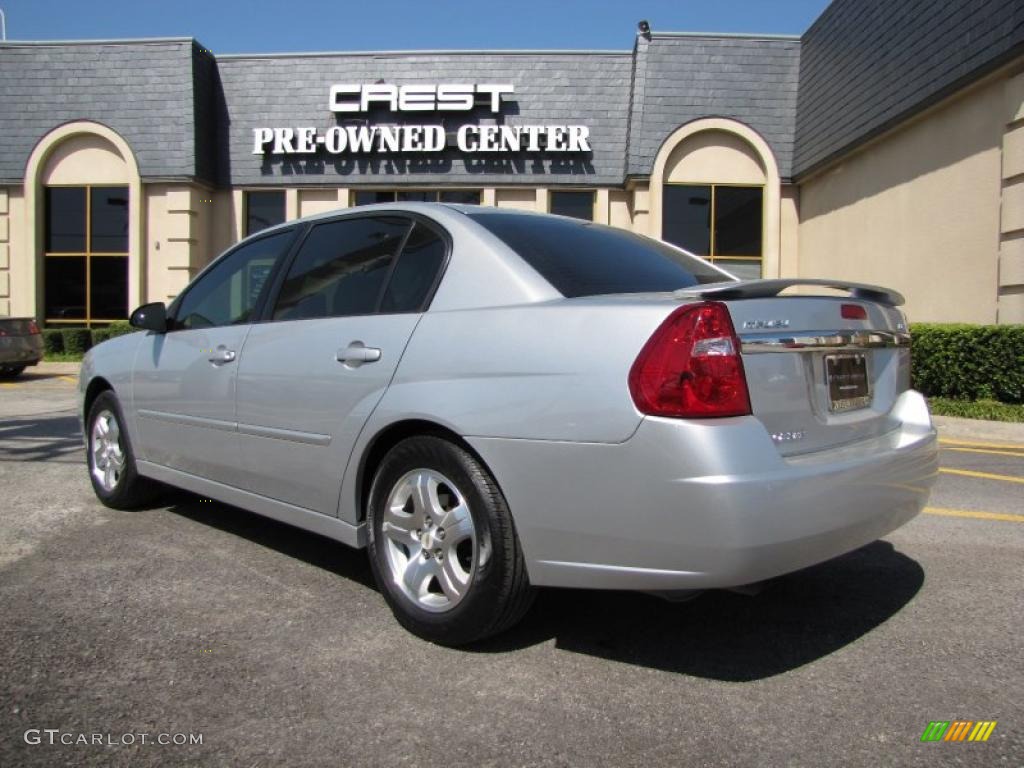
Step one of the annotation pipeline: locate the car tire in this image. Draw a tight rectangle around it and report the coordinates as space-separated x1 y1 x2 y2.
367 435 535 645
0 364 26 379
86 390 160 510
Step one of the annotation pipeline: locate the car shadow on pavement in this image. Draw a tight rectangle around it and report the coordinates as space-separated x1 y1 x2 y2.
165 491 376 589
161 489 923 682
473 540 924 682
0 414 83 464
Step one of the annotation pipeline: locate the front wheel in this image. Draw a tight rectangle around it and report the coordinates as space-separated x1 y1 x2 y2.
86 391 159 509
366 436 534 645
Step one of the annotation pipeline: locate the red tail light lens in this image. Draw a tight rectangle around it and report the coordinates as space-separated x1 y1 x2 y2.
27 320 41 335
841 303 867 320
629 302 751 418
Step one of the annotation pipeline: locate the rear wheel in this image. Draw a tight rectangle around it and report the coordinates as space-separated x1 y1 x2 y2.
86 391 159 509
367 436 534 645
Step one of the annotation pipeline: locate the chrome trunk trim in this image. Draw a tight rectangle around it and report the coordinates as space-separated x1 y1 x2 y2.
739 330 911 354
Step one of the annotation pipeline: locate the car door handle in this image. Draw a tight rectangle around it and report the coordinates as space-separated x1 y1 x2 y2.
208 347 237 365
337 342 381 367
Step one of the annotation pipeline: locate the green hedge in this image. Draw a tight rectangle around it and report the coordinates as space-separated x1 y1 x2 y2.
911 324 1024 404
91 320 134 345
60 328 92 355
42 329 64 355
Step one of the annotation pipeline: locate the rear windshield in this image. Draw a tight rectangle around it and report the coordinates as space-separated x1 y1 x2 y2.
466 212 731 298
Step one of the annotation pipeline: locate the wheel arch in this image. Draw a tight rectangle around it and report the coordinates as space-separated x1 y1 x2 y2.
356 419 499 523
83 376 114 421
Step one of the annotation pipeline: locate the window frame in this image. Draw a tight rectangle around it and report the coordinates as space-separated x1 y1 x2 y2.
166 225 301 332
662 181 765 273
259 211 453 324
43 183 130 328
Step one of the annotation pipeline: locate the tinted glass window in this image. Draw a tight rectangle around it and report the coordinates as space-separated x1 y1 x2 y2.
90 187 129 252
663 185 711 256
245 191 286 236
468 213 728 298
273 217 410 321
90 256 128 319
45 188 86 252
550 191 595 221
353 191 397 206
44 257 86 319
396 191 433 202
175 230 295 330
714 187 763 256
380 223 446 313
438 190 481 205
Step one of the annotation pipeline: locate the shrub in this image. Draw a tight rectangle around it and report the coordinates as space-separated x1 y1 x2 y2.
91 320 134 346
42 329 64 355
60 328 93 356
910 324 1024 404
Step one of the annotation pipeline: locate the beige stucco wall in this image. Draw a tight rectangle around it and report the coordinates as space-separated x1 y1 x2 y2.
798 71 1014 324
144 183 216 304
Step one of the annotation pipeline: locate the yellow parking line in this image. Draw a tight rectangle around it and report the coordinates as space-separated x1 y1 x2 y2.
0 383 15 389
924 506 1024 523
939 438 1024 451
939 467 1024 485
58 375 78 384
941 446 1024 458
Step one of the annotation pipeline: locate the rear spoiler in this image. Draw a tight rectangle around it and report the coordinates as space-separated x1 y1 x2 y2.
674 279 905 307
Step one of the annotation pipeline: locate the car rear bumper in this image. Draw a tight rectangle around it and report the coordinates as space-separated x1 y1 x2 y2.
0 335 44 367
468 389 938 591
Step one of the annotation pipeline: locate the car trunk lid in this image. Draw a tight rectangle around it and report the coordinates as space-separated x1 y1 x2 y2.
677 281 911 456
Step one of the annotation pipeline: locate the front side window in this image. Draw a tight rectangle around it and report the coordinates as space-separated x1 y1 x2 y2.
44 185 129 327
550 190 595 221
174 229 296 330
245 190 287 236
662 184 763 280
272 217 410 321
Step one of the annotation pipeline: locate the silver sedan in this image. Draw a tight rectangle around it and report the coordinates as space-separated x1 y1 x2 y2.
79 203 938 644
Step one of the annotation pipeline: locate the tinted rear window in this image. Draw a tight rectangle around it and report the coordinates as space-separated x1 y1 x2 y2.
466 213 730 298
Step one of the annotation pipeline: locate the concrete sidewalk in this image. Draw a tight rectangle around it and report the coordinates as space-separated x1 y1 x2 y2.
33 361 82 376
31 361 1024 445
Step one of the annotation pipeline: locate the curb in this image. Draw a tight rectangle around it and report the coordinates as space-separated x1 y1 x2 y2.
932 415 1024 445
36 361 82 375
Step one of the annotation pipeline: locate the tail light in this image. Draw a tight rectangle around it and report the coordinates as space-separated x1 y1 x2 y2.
27 320 40 335
629 301 751 418
841 304 867 320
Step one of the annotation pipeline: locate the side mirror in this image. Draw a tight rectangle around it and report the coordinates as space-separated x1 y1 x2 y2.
129 302 168 333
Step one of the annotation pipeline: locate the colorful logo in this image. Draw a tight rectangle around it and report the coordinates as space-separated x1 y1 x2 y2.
921 721 997 742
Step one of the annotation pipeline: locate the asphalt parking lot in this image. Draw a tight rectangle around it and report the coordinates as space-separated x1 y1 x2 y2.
1 367 1021 767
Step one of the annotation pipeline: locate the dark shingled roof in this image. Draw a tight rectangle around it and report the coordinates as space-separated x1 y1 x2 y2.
627 33 802 181
213 51 633 187
0 39 201 183
795 0 1024 178
1 1 1022 188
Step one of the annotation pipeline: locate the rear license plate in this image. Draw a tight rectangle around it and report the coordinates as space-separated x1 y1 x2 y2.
825 354 871 412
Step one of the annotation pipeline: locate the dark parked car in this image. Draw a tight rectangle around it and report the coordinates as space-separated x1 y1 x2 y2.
0 317 43 378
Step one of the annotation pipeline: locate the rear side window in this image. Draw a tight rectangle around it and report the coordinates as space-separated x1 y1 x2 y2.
380 223 447 314
467 213 729 298
273 217 410 321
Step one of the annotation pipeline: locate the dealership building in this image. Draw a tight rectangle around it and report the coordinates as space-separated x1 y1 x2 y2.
0 0 1021 327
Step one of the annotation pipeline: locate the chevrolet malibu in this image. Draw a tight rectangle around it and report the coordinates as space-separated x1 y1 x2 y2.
79 203 938 645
